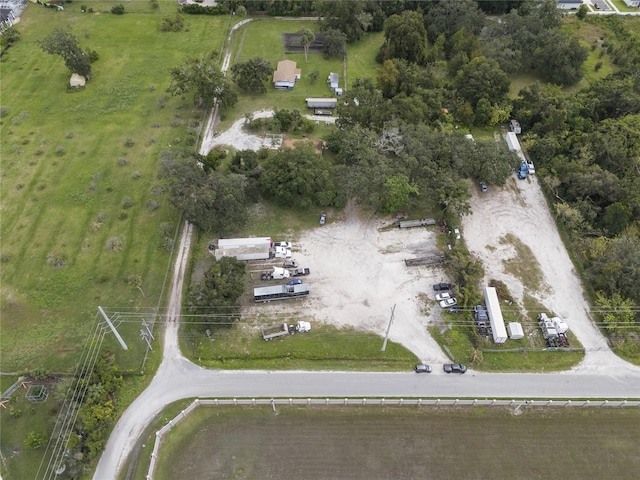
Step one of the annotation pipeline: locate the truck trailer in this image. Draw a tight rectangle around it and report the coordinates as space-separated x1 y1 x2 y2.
261 321 312 340
254 283 310 303
483 287 507 344
213 237 272 261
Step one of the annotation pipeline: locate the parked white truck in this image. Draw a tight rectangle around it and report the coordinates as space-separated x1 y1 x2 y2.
261 321 311 340
261 267 290 281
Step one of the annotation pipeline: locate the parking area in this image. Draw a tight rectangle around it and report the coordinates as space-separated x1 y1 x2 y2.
248 201 451 364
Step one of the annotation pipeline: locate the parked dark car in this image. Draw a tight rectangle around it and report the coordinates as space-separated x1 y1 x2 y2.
433 283 453 291
443 363 467 374
287 279 303 286
414 364 432 373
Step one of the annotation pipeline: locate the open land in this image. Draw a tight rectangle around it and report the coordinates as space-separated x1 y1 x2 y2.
154 406 640 480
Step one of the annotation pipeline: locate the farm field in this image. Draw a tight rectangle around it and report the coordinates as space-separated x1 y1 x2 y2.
0 3 233 373
150 406 640 480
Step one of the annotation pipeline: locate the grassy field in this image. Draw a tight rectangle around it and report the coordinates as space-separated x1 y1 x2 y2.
0 3 235 374
182 322 419 371
147 406 640 480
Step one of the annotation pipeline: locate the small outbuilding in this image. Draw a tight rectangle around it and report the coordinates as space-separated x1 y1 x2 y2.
273 60 301 90
69 73 86 88
507 322 524 340
328 72 339 92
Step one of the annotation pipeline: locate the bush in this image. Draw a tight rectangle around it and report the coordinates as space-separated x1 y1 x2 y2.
160 14 185 32
180 3 227 15
121 197 133 209
111 4 125 15
24 432 47 449
106 236 124 251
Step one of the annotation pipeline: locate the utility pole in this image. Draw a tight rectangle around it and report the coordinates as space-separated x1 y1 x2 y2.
98 306 128 351
381 304 396 352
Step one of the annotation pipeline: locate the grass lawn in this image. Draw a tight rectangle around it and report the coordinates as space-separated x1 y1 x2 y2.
146 406 640 480
183 322 418 371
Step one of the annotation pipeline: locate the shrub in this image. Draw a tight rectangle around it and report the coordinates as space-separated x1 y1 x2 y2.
24 432 47 449
124 138 135 147
111 4 125 15
117 157 128 166
121 197 133 209
132 171 141 179
55 146 66 156
106 236 124 251
146 199 159 211
47 251 66 268
150 0 159 10
0 106 10 118
160 14 185 32
9 408 22 418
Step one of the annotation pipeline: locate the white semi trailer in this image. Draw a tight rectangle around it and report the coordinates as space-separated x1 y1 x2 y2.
483 287 507 344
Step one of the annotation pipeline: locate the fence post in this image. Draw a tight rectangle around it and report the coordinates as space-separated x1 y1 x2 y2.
583 400 590 407
418 399 421 406
233 398 237 406
344 398 348 405
436 399 440 405
565 400 571 408
363 398 366 406
547 400 552 406
619 400 627 408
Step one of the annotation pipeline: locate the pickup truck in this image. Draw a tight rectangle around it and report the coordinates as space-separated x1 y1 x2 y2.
290 267 310 276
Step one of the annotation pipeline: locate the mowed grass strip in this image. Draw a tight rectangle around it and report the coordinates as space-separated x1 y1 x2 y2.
151 406 640 480
0 5 230 372
186 323 418 371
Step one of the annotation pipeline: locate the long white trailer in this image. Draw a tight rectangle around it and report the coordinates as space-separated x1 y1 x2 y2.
254 283 310 302
505 132 527 163
484 287 507 344
213 237 272 261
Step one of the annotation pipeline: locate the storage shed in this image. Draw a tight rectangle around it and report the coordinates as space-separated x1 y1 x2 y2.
507 322 524 340
305 98 338 109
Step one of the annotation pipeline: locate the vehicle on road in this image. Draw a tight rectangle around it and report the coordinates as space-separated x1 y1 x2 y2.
414 364 432 373
435 292 451 301
439 297 457 308
319 213 326 225
443 363 467 374
527 160 535 175
433 283 453 291
479 182 488 193
518 163 527 179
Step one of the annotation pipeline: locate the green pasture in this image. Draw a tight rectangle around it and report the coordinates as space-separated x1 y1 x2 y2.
0 5 231 373
182 322 418 371
140 405 640 480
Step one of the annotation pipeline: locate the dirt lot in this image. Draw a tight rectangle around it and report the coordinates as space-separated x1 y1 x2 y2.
211 119 635 373
247 202 450 364
155 407 640 480
462 173 636 374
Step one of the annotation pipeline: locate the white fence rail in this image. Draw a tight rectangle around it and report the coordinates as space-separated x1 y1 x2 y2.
146 397 640 479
